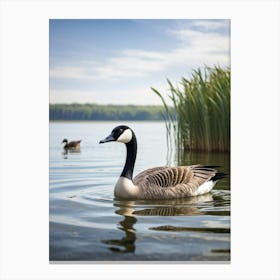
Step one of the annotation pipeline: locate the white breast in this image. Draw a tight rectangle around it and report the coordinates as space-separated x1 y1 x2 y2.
114 177 139 199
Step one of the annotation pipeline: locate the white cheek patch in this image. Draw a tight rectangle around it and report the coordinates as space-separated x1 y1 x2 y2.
116 129 133 143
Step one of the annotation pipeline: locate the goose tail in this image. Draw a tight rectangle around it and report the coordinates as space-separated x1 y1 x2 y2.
211 172 228 182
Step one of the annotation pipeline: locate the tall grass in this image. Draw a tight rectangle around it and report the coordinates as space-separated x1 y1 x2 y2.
152 66 230 153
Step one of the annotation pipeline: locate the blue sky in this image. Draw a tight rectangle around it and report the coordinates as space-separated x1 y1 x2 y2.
50 19 230 105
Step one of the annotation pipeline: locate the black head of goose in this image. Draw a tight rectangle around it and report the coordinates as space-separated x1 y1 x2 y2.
99 125 226 200
62 139 82 149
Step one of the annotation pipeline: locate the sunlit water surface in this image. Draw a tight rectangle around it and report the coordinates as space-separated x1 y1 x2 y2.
50 121 230 261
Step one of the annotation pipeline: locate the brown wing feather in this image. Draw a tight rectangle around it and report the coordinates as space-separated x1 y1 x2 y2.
134 165 216 187
133 166 167 185
133 165 217 199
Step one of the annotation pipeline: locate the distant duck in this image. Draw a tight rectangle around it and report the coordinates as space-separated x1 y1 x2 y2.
61 139 81 150
99 125 227 200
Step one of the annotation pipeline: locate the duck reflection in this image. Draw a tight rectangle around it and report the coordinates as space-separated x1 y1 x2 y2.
62 148 81 159
102 193 213 254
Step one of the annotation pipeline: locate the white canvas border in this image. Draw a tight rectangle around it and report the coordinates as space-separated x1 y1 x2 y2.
0 0 279 279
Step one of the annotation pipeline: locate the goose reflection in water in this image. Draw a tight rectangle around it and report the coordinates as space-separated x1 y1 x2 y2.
102 215 137 253
102 193 213 254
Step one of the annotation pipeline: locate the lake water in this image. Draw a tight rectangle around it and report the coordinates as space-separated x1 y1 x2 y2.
49 121 230 262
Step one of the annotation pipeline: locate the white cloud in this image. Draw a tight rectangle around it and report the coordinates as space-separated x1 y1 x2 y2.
50 54 163 81
191 20 229 31
93 53 163 80
50 82 172 105
51 30 229 81
122 49 165 60
50 66 87 79
50 23 230 83
169 29 229 54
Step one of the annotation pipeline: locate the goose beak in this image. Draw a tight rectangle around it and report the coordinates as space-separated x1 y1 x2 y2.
99 133 115 144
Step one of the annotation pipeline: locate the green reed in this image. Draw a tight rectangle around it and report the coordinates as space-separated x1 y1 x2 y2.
152 66 230 153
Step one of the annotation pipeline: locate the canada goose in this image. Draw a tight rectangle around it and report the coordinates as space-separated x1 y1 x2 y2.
99 125 226 200
61 139 81 149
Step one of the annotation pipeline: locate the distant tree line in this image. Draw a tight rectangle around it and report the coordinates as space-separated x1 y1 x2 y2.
49 103 168 121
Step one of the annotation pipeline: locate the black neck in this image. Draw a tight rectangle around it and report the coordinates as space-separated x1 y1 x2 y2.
120 133 137 180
